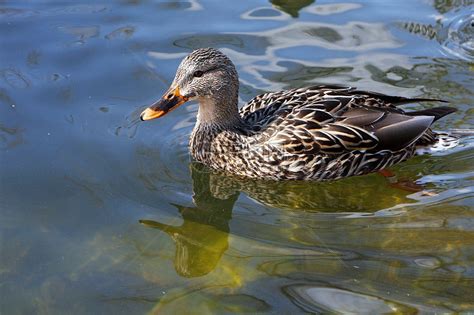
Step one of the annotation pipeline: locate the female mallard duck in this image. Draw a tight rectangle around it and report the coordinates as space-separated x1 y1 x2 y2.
140 48 456 180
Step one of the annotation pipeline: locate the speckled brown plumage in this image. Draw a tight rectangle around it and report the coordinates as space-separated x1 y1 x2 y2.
141 48 457 180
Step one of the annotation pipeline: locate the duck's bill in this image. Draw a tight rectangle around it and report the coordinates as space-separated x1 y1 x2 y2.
140 87 189 121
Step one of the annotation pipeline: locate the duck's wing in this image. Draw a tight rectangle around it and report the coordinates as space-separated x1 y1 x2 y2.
241 85 352 124
241 85 446 121
242 85 452 155
265 106 439 155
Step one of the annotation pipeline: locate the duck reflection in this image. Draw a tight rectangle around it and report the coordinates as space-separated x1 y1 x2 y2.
140 163 237 278
205 167 420 213
139 161 421 277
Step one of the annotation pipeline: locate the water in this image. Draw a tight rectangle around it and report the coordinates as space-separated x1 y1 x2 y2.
1 0 473 313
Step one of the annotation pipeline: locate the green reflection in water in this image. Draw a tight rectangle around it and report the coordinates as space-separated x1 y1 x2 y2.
140 164 235 278
139 160 416 281
432 0 474 14
270 0 315 17
137 157 474 313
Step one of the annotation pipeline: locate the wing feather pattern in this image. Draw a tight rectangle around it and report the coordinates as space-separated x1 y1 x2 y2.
239 85 454 157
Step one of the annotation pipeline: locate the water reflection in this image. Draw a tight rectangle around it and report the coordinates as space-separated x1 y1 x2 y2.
202 163 423 212
172 20 400 55
161 20 402 93
400 4 474 61
432 0 473 14
105 26 135 40
1 68 31 89
284 285 418 314
138 161 427 278
0 123 24 149
26 50 41 67
57 25 100 45
270 0 314 17
137 159 474 312
140 163 235 278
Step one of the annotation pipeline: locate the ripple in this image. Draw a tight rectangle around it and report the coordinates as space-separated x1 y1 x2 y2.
57 25 100 43
213 294 271 312
284 285 417 314
105 25 135 40
306 3 362 16
241 7 288 21
0 123 24 150
1 68 30 89
414 257 441 269
439 13 474 61
0 5 107 19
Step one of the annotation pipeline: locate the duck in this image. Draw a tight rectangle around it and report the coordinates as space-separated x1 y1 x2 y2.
140 48 457 180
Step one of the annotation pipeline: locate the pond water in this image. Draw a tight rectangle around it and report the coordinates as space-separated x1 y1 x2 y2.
1 0 474 314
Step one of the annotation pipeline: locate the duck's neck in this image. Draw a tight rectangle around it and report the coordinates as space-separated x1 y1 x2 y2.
190 96 246 163
195 96 243 129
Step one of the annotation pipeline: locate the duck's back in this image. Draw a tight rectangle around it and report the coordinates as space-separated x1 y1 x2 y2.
233 85 456 180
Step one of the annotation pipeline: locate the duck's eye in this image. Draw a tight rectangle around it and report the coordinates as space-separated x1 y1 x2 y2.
193 70 204 78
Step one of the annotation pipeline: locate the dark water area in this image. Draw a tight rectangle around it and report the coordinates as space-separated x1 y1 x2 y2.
1 0 474 313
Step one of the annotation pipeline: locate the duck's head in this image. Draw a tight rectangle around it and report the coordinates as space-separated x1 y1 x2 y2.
140 48 240 125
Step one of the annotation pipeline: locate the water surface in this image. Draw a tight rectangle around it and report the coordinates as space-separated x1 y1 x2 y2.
1 0 474 313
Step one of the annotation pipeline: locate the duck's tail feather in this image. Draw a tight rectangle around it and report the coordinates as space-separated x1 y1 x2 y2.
407 106 457 122
356 90 449 105
392 97 448 105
